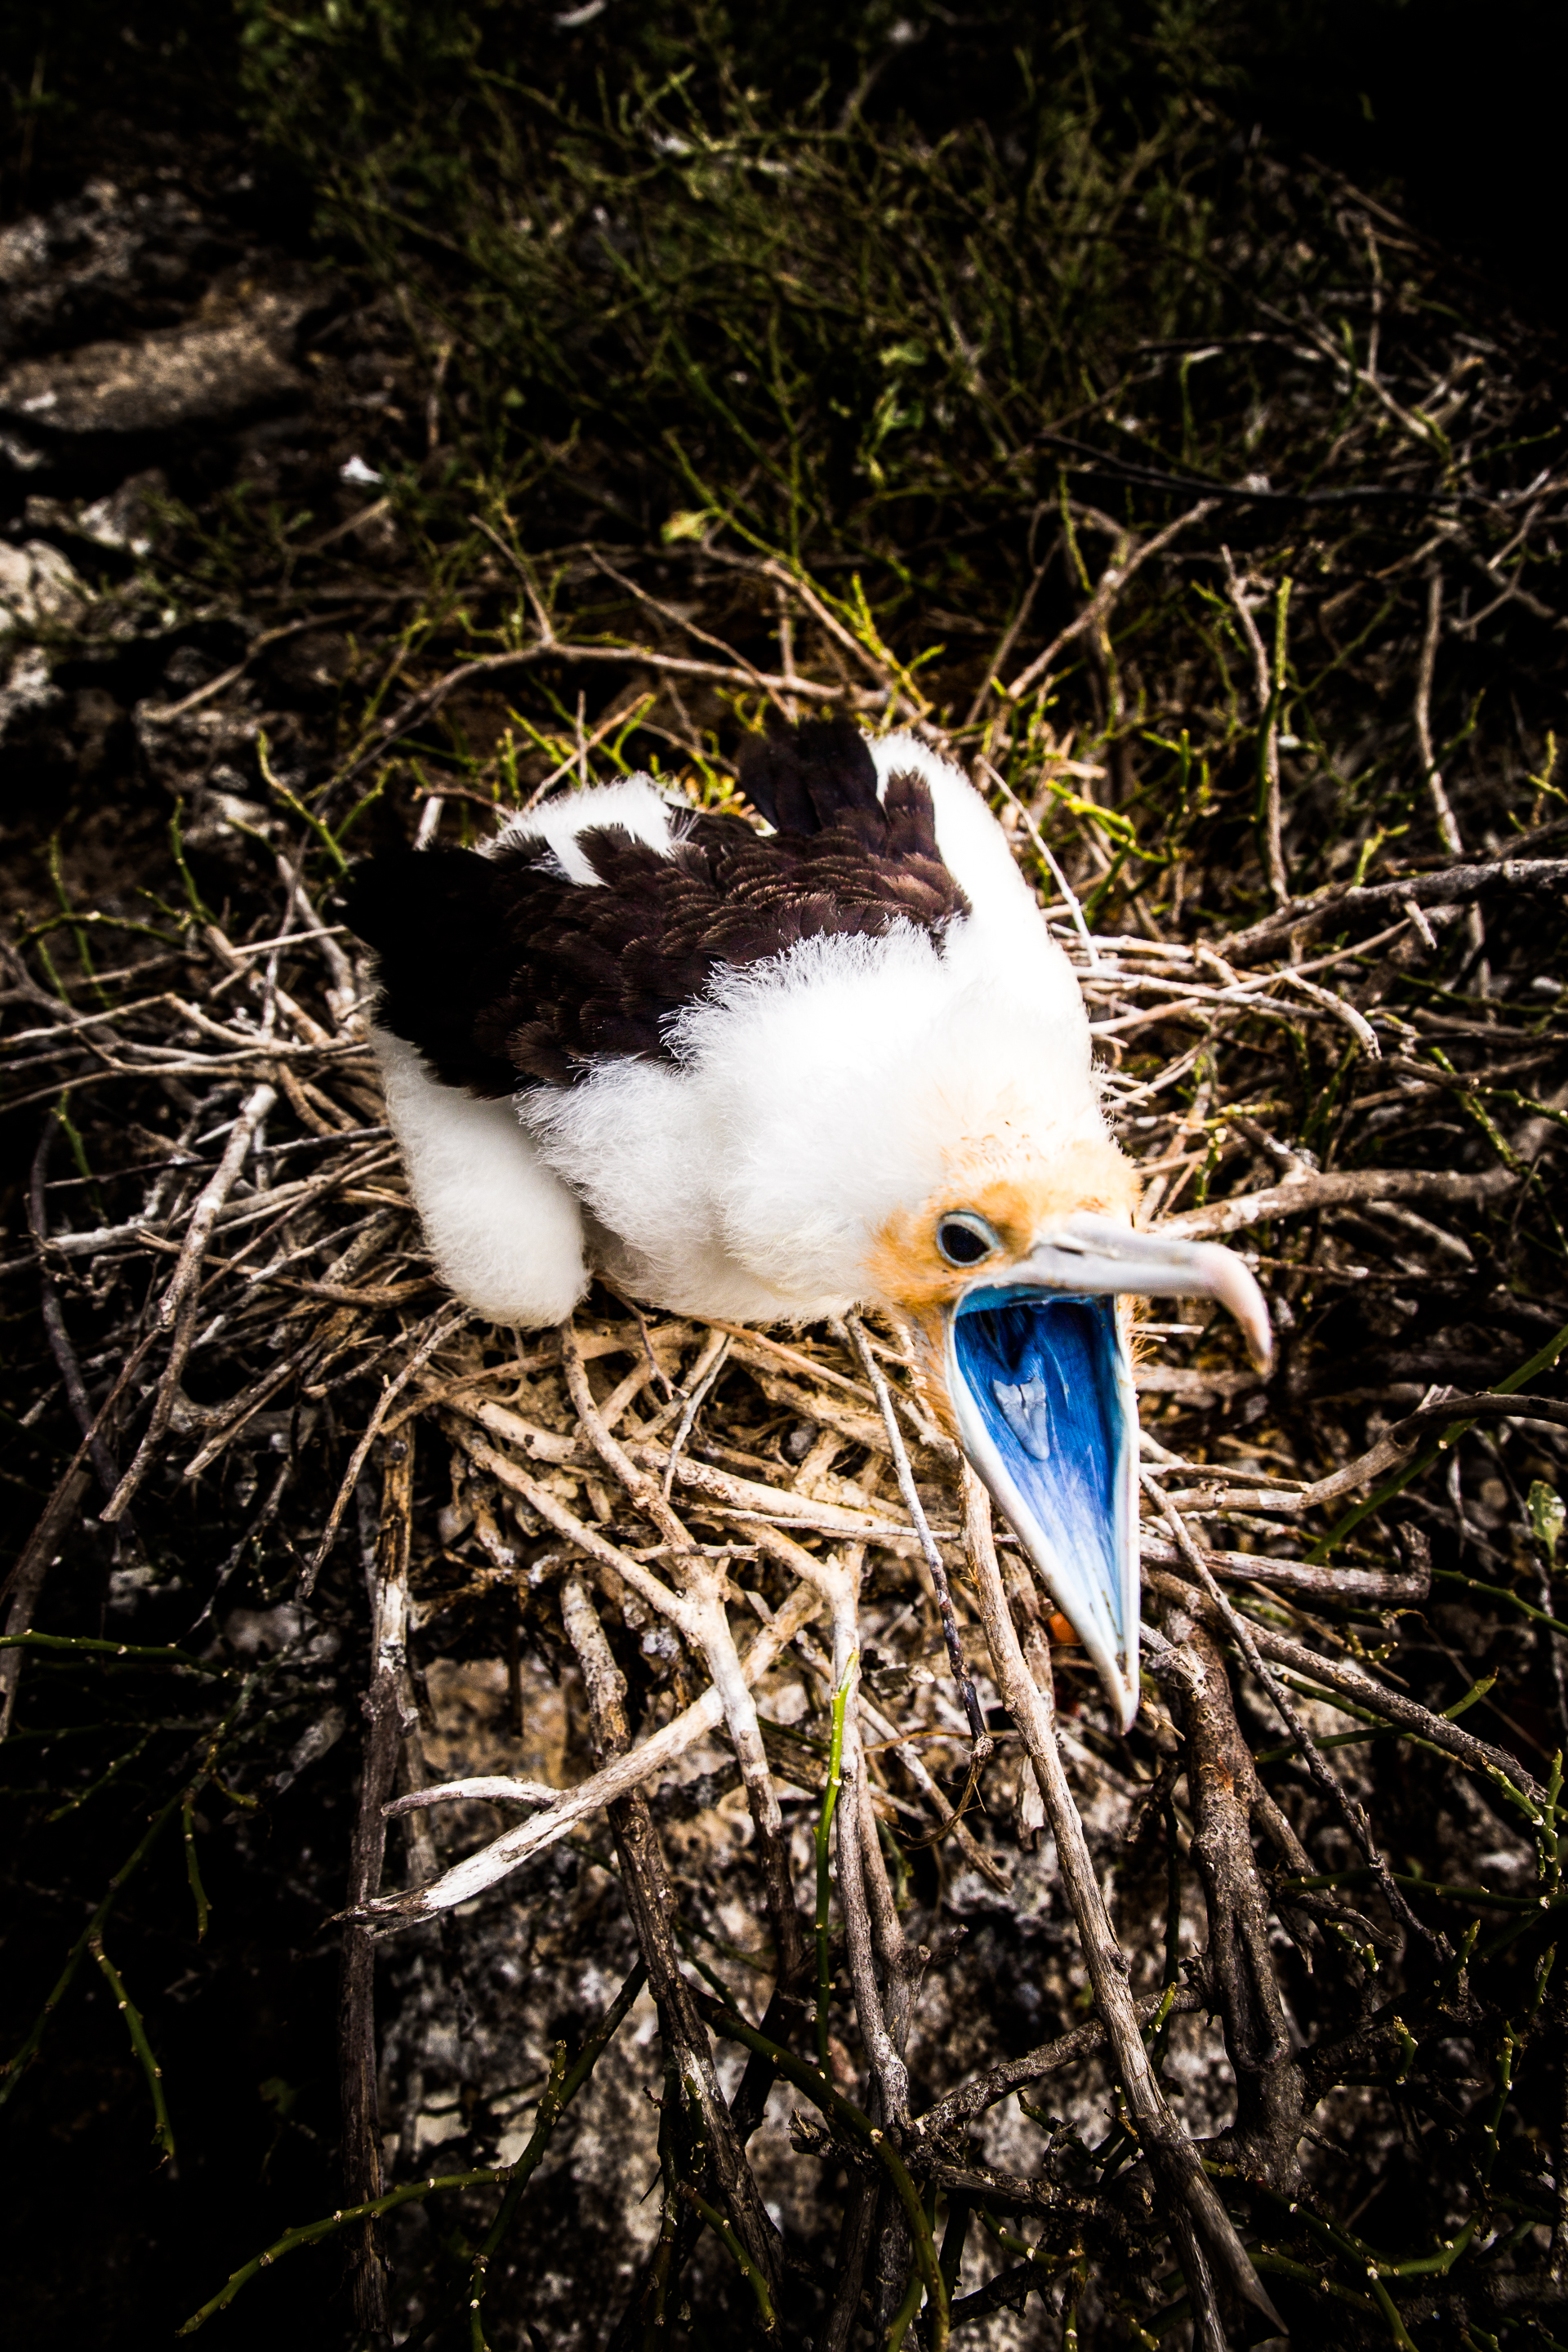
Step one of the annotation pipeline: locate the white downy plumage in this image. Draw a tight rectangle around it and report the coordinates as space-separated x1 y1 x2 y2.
371 732 1107 1326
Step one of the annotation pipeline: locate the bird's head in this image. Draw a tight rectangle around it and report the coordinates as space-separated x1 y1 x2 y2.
866 1133 1272 1733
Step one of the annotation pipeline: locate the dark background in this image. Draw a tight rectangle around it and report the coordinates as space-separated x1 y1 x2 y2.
4 2 1566 326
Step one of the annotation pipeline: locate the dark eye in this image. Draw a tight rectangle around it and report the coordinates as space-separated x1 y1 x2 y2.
937 1214 999 1267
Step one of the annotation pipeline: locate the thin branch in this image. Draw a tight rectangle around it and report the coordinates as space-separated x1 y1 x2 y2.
338 1429 417 2330
840 1312 988 1748
962 1467 1282 2334
1415 571 1464 855
1143 1471 1445 1954
1006 500 1217 701
359 1577 824 1925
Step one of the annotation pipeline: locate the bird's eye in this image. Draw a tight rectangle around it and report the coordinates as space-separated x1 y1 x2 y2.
936 1213 999 1267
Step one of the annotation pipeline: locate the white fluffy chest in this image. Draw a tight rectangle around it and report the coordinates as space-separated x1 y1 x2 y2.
520 915 1104 1322
524 1058 831 1321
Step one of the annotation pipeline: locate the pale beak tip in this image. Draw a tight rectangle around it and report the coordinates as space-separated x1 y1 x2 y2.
1097 1650 1142 1737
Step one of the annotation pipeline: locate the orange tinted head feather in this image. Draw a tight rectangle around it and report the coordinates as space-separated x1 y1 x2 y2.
865 1134 1138 1316
864 1134 1139 1423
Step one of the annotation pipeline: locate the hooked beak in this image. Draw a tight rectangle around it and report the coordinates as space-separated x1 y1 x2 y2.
943 1216 1272 1732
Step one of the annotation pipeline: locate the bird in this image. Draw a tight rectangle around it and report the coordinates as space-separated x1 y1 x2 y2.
341 716 1271 1729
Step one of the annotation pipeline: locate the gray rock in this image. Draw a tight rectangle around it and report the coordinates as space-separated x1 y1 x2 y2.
0 291 307 434
0 428 47 471
79 467 170 552
0 178 228 362
0 542 91 742
0 644 61 741
24 468 169 555
0 538 88 634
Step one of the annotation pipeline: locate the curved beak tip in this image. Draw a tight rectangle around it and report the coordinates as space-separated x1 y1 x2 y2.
1179 1236 1274 1379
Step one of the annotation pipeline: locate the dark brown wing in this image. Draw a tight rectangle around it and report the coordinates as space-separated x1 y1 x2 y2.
735 711 881 835
341 724 968 1097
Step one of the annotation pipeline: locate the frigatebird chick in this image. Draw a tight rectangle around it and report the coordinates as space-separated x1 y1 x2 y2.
342 718 1271 1728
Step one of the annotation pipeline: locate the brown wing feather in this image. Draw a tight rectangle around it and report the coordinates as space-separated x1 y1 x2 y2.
341 735 968 1097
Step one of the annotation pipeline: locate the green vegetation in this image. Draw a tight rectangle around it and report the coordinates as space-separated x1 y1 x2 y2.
203 0 1566 925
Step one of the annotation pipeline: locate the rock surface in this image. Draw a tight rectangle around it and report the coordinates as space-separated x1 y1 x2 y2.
0 291 308 435
0 538 87 634
0 177 231 361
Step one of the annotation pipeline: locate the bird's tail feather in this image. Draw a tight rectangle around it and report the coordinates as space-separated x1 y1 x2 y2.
338 847 520 1097
737 713 880 835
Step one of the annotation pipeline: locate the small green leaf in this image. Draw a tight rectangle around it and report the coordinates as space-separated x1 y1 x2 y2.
1532 1481 1566 1570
